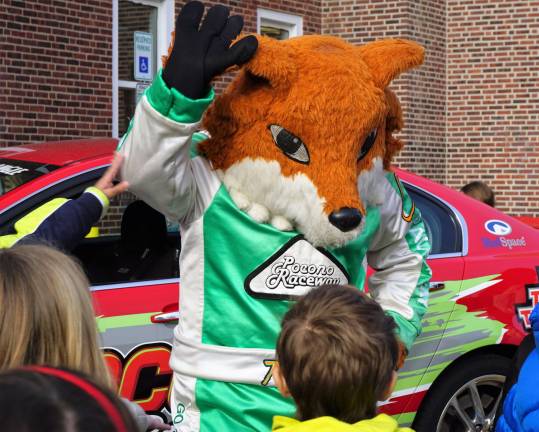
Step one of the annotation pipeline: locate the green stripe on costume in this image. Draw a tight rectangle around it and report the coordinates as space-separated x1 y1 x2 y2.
195 379 295 432
145 69 214 124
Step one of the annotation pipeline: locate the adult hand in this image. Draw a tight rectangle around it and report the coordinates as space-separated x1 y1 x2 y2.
146 414 173 431
162 1 258 99
94 152 129 200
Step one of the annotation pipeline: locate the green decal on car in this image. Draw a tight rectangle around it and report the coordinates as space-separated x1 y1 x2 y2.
394 274 505 426
96 312 157 333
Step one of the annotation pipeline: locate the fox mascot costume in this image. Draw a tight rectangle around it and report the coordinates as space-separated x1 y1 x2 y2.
120 2 431 430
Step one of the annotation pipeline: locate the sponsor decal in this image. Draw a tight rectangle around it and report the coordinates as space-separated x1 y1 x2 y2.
173 403 186 425
516 267 539 330
0 163 29 175
104 342 172 413
261 359 277 386
245 236 349 300
484 219 512 236
384 274 505 421
481 236 526 250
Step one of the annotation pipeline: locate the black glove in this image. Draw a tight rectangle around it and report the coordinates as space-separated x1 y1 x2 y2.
162 1 258 99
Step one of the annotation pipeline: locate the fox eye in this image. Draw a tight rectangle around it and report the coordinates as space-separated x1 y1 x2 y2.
358 128 377 161
268 124 310 165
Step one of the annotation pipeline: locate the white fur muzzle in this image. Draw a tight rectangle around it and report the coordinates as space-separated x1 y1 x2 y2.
219 157 386 248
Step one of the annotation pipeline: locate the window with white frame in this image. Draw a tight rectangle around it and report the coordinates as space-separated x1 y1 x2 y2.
257 8 303 40
112 0 174 138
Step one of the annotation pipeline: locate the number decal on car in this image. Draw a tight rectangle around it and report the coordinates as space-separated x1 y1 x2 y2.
104 343 173 413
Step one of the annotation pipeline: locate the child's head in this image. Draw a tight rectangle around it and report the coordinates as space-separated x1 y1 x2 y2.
0 366 138 431
274 284 399 423
0 244 112 388
461 181 495 207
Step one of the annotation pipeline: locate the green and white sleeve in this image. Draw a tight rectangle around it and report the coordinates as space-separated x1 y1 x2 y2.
118 69 214 221
367 172 432 350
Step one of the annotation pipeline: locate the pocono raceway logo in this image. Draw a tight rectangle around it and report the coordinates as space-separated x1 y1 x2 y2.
482 219 527 250
245 236 350 300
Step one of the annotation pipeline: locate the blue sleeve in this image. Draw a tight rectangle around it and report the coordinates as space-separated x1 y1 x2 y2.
17 191 106 251
497 386 517 431
497 349 539 432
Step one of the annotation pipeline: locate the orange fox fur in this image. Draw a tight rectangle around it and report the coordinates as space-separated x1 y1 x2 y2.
163 34 423 240
196 36 423 217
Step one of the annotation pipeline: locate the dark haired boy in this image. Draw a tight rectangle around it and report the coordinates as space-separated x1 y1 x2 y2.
461 181 495 207
272 284 413 431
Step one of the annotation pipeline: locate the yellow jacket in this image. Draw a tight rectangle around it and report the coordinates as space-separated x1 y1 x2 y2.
272 414 415 432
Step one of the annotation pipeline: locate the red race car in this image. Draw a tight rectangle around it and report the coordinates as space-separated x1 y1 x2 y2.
0 139 537 432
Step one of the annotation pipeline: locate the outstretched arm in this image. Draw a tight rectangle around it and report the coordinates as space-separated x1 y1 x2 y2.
3 154 128 251
367 172 432 358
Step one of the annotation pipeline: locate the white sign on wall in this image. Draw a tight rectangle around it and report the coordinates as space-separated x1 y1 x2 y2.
134 31 153 81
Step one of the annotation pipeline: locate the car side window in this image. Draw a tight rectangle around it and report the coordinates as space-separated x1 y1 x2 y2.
73 190 180 286
404 184 462 256
0 169 179 284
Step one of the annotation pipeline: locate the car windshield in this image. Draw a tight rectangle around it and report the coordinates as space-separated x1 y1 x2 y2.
0 159 59 196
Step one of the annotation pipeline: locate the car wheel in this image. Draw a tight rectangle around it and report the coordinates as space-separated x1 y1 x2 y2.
412 354 511 432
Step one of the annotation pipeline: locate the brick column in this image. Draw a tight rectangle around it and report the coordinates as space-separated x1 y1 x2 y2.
446 0 539 216
322 0 447 183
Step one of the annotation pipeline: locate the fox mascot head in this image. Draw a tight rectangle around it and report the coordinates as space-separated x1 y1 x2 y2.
197 35 423 248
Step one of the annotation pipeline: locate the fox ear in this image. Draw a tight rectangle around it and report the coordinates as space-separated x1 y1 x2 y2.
241 35 297 91
357 39 424 88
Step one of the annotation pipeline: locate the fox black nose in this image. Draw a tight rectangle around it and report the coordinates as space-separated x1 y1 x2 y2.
329 207 362 232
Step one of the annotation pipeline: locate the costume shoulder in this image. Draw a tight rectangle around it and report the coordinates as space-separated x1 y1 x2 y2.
118 71 219 222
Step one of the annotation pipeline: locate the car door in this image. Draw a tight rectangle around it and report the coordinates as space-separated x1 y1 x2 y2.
0 166 179 416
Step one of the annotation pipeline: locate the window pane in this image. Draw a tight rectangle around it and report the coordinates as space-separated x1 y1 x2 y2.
0 159 59 197
406 186 461 255
78 194 180 285
118 0 158 82
260 25 290 40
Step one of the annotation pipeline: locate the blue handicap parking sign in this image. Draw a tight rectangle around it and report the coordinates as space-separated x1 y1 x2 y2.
139 56 149 74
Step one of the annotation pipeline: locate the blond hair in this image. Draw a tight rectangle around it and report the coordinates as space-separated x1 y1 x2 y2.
0 244 112 389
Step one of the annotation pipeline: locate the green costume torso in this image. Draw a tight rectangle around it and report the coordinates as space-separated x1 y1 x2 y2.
201 184 380 349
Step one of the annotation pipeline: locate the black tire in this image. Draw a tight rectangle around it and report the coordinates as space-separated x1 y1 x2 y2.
412 354 511 432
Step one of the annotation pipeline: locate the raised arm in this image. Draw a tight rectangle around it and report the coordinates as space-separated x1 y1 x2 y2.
118 1 257 221
2 154 128 251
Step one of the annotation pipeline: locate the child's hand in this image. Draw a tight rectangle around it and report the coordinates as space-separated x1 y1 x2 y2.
94 152 129 199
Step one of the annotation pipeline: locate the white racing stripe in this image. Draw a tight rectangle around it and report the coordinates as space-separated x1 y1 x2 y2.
451 279 501 301
170 332 276 386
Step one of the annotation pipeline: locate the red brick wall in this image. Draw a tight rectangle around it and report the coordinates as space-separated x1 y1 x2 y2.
446 0 539 216
3 0 539 217
322 0 447 183
1 1 113 147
